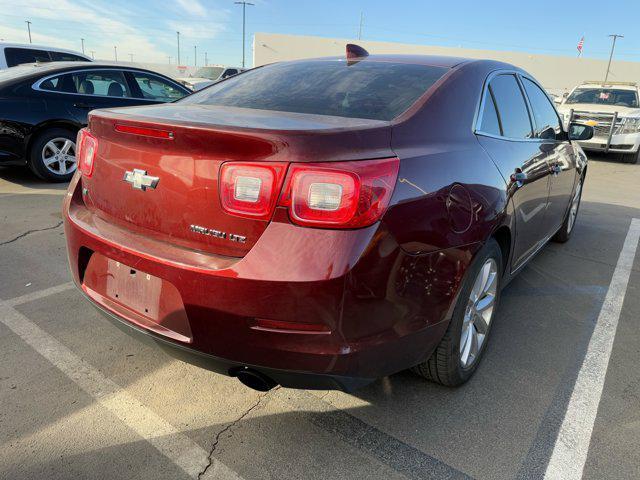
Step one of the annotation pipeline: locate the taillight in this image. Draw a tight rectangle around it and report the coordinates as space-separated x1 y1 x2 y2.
279 158 399 228
77 128 98 177
219 162 288 220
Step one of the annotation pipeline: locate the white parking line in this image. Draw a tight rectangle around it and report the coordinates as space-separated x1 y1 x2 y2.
544 218 640 480
6 281 75 307
0 299 244 480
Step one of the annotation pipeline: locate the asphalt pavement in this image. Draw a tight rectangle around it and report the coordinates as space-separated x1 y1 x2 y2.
0 156 638 480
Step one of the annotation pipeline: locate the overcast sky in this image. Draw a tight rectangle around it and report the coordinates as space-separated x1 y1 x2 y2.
0 0 638 67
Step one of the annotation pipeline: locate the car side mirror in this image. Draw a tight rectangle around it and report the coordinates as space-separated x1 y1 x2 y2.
568 123 594 141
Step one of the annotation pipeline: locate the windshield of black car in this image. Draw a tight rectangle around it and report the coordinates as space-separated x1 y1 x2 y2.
179 60 449 121
565 88 639 108
193 67 224 79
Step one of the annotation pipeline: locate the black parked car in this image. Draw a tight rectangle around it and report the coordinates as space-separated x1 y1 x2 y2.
0 62 191 181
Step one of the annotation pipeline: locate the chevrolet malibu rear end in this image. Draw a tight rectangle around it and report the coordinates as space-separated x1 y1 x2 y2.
64 49 525 391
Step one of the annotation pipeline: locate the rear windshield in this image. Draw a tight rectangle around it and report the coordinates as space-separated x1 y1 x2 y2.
566 88 639 108
179 60 448 121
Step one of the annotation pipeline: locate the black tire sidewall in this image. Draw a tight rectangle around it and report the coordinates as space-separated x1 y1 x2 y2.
446 238 503 383
28 128 77 182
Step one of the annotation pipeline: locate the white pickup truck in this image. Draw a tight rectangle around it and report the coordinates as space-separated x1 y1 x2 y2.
556 81 640 164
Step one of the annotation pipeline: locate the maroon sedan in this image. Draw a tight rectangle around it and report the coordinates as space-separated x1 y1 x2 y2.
63 46 593 391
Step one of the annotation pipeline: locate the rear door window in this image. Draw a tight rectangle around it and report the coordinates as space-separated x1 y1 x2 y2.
68 70 131 97
488 74 533 139
521 77 562 139
5 47 51 67
180 60 449 121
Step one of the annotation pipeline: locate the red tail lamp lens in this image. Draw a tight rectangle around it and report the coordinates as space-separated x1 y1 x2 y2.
219 162 288 220
77 128 98 177
280 158 399 228
115 124 174 139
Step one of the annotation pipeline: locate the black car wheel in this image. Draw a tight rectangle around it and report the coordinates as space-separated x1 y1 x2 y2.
552 176 583 243
28 128 78 182
412 238 503 386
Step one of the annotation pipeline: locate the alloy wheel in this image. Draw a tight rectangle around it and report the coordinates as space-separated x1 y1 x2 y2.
42 138 77 176
460 258 498 368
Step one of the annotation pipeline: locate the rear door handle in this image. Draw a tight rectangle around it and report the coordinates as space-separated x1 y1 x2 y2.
73 102 95 109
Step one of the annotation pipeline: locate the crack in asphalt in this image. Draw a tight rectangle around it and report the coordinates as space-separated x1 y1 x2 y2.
197 386 280 479
0 221 63 246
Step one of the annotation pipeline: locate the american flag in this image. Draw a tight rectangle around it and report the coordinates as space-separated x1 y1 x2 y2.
577 37 584 57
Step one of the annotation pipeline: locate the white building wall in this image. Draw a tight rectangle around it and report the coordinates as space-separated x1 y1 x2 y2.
254 33 640 94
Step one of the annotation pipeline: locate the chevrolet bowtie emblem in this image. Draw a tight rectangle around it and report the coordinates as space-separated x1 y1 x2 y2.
123 169 159 191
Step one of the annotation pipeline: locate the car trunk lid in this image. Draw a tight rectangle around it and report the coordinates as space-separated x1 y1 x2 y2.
81 104 393 257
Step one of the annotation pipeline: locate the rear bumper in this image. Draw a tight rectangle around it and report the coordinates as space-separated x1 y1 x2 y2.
63 174 476 390
87 292 373 391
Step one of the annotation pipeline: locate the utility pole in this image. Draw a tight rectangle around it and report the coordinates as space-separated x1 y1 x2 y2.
176 31 181 65
604 34 623 85
25 20 32 44
204 52 208 66
129 53 134 62
90 50 95 60
194 45 197 67
81 38 85 54
358 12 364 40
114 45 118 62
234 1 254 68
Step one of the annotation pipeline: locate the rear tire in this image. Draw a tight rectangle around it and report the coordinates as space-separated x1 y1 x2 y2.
412 238 503 386
552 177 583 243
621 150 640 164
27 128 78 182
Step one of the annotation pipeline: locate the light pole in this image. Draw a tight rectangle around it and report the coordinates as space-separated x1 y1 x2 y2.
90 50 95 60
114 46 118 62
81 38 85 54
604 34 623 85
167 56 172 64
204 52 208 66
25 20 32 44
176 31 181 65
234 1 254 68
129 53 134 62
194 45 197 67
358 12 364 40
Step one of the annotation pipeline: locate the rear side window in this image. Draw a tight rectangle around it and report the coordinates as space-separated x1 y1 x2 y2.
180 60 448 121
5 47 50 67
479 87 502 136
488 74 533 139
522 77 562 139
